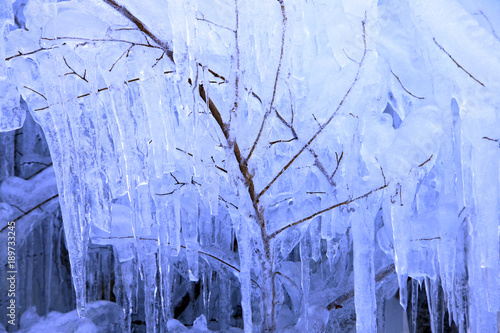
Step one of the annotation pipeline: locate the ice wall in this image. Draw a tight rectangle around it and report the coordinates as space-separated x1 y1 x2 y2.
1 0 499 331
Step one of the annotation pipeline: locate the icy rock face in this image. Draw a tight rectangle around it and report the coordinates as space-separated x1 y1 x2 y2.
0 0 499 332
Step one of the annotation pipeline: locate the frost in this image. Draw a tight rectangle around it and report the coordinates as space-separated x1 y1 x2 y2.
1 0 500 332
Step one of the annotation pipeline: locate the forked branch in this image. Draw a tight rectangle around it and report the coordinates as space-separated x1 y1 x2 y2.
102 0 174 61
246 2 287 162
257 13 368 202
268 182 388 240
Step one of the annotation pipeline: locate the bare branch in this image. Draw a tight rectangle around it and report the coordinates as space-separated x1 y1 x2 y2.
268 182 388 240
5 47 53 61
326 264 395 311
269 138 297 146
390 69 424 99
23 86 47 100
101 0 174 61
411 236 441 242
219 195 238 210
63 56 88 82
343 48 359 64
196 16 236 32
152 52 164 68
483 136 500 147
109 45 133 72
257 14 368 201
433 38 485 87
331 151 343 179
246 3 287 162
1 194 59 233
418 154 433 167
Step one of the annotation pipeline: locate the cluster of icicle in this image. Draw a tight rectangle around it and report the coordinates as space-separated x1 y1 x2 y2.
1 0 500 331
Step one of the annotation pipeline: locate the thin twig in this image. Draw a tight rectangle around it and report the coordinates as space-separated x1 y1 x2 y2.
5 47 53 61
152 52 164 68
109 45 133 72
326 264 395 310
433 38 485 87
196 17 236 32
34 70 175 111
63 56 88 82
219 195 238 210
101 0 174 61
246 3 287 162
268 182 388 240
411 237 441 242
1 194 59 233
269 138 297 146
418 154 433 167
23 86 47 100
331 151 343 178
257 13 368 201
390 69 424 99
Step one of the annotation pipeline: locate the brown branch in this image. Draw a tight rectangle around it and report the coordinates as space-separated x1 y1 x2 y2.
152 52 164 68
433 38 485 87
268 182 388 240
215 165 228 173
1 194 59 233
109 45 133 71
331 151 343 179
269 138 296 146
326 264 395 311
63 56 88 82
390 69 424 99
94 236 261 288
101 0 174 61
34 70 174 111
23 86 47 100
257 14 368 201
483 136 499 147
207 68 227 83
5 47 52 61
155 188 180 196
196 16 235 32
418 154 433 167
275 110 297 138
246 3 287 162
458 206 466 217
411 237 441 242
219 195 238 210
274 107 337 187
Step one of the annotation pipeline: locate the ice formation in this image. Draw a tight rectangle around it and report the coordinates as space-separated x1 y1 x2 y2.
0 0 499 332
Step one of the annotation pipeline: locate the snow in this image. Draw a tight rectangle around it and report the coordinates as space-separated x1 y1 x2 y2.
1 0 499 331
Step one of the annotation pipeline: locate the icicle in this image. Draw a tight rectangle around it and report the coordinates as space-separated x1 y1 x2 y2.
352 200 378 333
168 190 181 256
182 186 199 281
138 242 159 333
218 273 231 330
157 198 173 323
237 218 253 333
425 277 445 333
409 279 419 333
0 80 25 133
300 233 311 331
310 217 321 262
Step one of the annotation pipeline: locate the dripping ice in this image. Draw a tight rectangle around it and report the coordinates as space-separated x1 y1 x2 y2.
0 0 499 332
